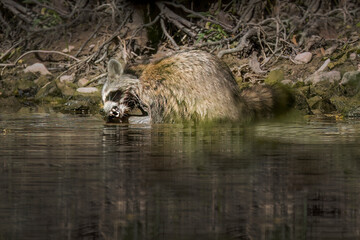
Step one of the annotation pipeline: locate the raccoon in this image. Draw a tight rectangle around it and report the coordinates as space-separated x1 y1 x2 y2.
102 50 285 123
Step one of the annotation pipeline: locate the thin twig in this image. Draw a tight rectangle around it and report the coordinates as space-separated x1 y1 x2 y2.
0 39 25 62
0 50 81 67
91 10 132 62
84 73 107 87
163 2 233 32
160 18 180 50
75 22 102 57
217 28 257 58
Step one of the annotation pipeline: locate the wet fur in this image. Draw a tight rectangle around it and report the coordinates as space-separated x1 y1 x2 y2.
102 50 282 123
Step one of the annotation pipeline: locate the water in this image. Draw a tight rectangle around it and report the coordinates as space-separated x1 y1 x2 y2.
1 112 360 240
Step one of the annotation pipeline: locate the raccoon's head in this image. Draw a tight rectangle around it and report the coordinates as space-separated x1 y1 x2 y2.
102 59 148 123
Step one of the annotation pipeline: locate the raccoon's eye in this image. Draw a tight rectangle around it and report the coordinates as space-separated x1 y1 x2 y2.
108 90 123 101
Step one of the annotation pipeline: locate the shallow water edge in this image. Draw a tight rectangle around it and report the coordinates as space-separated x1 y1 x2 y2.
1 112 360 240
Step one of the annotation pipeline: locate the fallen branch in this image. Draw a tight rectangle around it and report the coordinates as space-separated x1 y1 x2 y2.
155 2 197 39
1 0 33 24
217 28 257 58
75 22 103 57
160 17 180 50
84 73 107 87
163 2 233 32
0 50 81 67
131 15 160 39
90 10 132 62
0 39 25 62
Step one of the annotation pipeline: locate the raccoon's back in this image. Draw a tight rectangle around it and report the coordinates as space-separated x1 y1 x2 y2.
139 50 243 122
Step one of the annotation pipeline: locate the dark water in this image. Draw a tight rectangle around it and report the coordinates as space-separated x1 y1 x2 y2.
1 113 360 240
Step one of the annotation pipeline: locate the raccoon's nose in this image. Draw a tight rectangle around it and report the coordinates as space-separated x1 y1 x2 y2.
110 106 120 117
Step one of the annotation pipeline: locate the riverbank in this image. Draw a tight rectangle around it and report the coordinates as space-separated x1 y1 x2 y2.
0 1 359 121
1 45 359 121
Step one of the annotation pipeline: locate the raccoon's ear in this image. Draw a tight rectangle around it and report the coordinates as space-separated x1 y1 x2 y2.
108 59 124 78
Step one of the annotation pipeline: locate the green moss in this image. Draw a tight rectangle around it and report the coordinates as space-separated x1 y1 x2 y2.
292 81 305 88
265 69 284 85
297 86 310 98
55 79 76 96
292 89 312 114
16 79 36 91
328 53 347 69
34 75 51 88
330 94 360 116
35 82 61 100
307 96 322 109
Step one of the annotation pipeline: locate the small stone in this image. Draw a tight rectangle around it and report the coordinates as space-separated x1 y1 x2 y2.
56 80 76 96
324 45 338 55
349 52 357 61
308 96 336 114
340 71 360 86
24 63 51 75
89 44 95 49
62 45 75 53
59 75 74 83
281 79 294 86
35 82 60 100
78 78 89 87
315 58 331 73
76 87 98 93
305 71 341 85
294 52 312 64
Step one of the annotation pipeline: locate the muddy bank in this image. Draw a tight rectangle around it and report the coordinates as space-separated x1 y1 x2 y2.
0 68 102 116
0 47 359 121
0 1 359 120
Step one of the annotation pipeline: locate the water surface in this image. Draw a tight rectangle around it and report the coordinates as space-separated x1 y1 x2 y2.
1 113 360 240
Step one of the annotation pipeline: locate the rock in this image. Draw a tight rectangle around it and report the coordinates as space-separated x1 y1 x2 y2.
308 96 336 114
340 71 360 86
59 75 74 83
339 71 360 96
34 75 51 88
0 96 22 113
56 79 76 96
307 96 322 109
324 44 338 55
330 96 360 116
294 52 312 64
89 44 95 50
315 58 331 73
305 71 341 85
265 69 284 85
292 89 312 115
35 82 61 100
281 79 294 86
16 79 36 91
63 100 88 111
78 78 89 87
24 63 51 75
62 45 75 53
76 87 98 93
349 52 357 61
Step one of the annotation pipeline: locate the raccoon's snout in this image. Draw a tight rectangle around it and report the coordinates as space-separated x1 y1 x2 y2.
110 106 120 118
